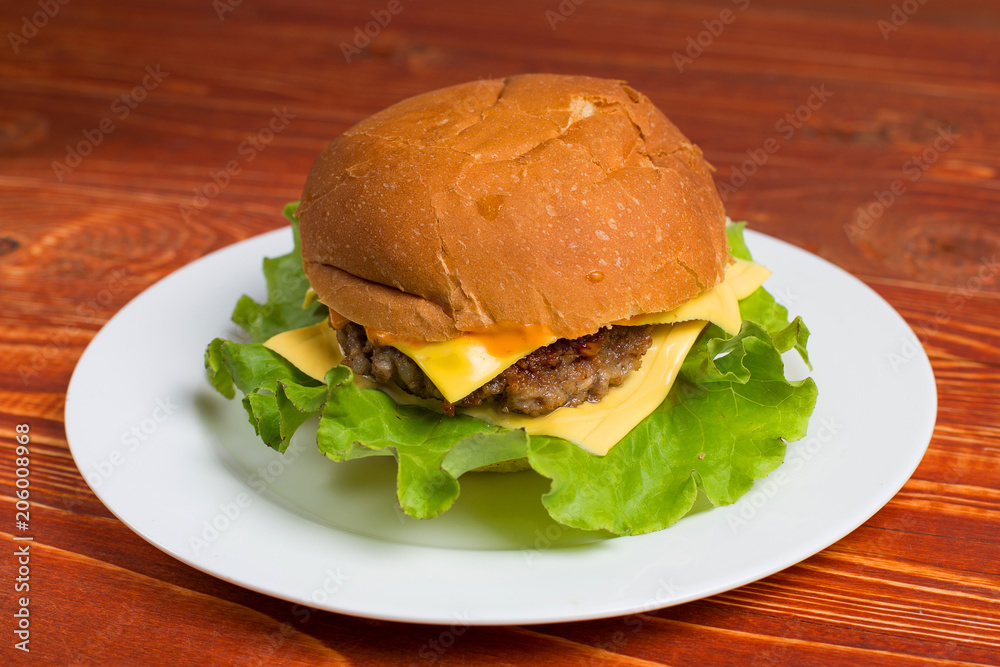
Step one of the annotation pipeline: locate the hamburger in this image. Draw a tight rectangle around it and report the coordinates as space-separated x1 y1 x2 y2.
206 74 817 535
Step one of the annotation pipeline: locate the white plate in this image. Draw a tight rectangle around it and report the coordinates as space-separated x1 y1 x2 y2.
65 228 936 625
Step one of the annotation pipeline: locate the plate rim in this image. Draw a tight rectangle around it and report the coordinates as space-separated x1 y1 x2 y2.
65 227 937 625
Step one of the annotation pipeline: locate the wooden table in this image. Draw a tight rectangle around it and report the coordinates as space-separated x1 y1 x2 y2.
3 0 998 664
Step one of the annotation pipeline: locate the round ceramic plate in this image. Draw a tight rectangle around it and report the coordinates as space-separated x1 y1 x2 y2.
65 228 936 625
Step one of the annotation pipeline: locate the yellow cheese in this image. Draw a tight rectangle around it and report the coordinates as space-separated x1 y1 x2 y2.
390 257 768 401
462 321 704 455
372 324 558 404
612 258 770 334
726 257 772 300
261 257 770 455
263 319 704 456
302 287 319 308
263 321 342 382
616 281 740 333
268 258 769 403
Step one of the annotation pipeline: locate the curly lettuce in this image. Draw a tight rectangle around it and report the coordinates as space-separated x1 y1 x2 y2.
205 206 818 535
230 202 328 344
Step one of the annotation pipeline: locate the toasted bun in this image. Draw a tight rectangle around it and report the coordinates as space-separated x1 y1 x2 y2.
299 74 728 342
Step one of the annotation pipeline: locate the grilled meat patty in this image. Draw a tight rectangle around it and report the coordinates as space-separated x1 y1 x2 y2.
336 321 653 417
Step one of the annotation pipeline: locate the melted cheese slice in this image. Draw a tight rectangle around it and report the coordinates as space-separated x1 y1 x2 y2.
613 258 770 334
262 257 771 455
377 257 769 402
264 321 342 381
270 258 770 400
462 320 705 455
726 257 773 300
302 287 319 308
372 325 558 404
263 319 702 456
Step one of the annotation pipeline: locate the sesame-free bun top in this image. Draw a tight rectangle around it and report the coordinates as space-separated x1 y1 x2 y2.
299 74 728 342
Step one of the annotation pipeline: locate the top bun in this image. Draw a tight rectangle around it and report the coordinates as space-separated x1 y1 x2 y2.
299 74 728 342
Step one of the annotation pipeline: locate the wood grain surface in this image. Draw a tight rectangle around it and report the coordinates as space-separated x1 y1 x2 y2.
2 0 999 664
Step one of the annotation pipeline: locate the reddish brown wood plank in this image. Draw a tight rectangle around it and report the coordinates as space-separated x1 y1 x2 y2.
2 535 347 666
2 0 998 664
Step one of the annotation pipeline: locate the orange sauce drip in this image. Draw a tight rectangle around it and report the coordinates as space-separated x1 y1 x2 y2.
475 322 556 356
328 309 349 330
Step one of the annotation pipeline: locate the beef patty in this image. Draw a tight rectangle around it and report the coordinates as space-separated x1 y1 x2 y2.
336 321 653 417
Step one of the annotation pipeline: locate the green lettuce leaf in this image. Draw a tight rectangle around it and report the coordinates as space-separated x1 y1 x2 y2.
726 221 752 261
440 430 530 477
727 220 811 366
315 365 522 518
527 322 816 534
205 338 325 452
205 211 819 535
231 202 327 343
